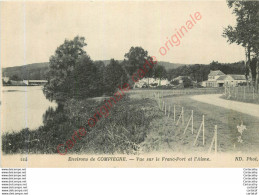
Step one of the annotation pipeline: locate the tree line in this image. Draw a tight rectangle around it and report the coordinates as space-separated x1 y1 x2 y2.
43 36 167 101
166 61 246 82
223 1 259 89
44 35 251 101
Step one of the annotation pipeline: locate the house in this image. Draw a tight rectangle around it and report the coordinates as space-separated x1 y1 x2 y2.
134 78 171 88
201 70 246 87
202 70 225 87
221 75 247 86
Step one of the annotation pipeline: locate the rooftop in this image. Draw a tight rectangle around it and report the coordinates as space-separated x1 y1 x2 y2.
216 74 246 81
216 75 227 80
228 75 246 80
209 70 225 76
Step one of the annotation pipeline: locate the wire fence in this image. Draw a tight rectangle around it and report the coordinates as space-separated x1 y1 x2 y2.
224 85 259 104
154 92 218 154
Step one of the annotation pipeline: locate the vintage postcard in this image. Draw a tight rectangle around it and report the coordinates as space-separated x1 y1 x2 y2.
1 1 259 167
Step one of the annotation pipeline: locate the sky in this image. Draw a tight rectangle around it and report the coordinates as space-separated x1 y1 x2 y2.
1 1 246 68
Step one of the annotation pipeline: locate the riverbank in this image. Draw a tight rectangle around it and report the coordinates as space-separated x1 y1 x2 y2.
2 95 162 155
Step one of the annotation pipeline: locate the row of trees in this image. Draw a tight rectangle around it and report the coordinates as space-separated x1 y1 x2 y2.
44 37 126 101
44 36 168 101
44 35 251 101
167 61 247 82
223 1 259 88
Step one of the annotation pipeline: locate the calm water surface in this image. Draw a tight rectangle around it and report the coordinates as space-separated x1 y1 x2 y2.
1 86 57 133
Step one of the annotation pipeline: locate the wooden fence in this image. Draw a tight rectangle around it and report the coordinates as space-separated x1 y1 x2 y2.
154 92 218 154
224 85 259 104
150 88 225 99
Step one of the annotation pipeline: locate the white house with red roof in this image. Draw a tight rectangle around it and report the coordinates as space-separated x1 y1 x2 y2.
201 70 246 87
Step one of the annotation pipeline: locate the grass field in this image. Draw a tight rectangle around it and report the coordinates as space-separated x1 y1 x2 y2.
133 90 259 154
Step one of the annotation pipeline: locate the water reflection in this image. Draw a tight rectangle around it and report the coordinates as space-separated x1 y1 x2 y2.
1 86 57 132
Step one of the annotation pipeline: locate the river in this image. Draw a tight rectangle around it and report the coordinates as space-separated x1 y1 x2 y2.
1 86 57 133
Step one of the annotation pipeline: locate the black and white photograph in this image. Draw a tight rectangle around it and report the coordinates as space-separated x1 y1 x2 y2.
1 0 259 167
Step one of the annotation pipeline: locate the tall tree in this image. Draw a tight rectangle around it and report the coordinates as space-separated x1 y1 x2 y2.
153 65 167 79
44 36 87 100
223 1 259 86
94 61 106 95
251 10 259 89
65 55 103 99
104 59 128 95
124 47 150 76
124 46 155 87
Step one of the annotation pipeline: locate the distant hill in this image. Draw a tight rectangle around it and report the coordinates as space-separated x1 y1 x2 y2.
157 61 188 70
2 60 186 80
100 60 186 70
2 62 49 80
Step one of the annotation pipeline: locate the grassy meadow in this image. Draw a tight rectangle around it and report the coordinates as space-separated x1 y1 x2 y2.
140 91 259 154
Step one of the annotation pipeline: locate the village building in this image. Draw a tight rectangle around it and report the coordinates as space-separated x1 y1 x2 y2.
201 70 246 87
134 78 171 88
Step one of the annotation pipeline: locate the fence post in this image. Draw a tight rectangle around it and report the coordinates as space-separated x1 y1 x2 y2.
202 115 205 146
208 125 217 153
182 107 184 125
168 105 171 117
183 110 194 135
162 101 164 111
191 110 194 134
237 86 239 99
162 91 164 99
165 104 167 115
215 125 217 153
176 107 183 126
158 93 160 109
174 105 176 122
244 86 246 100
193 118 203 146
159 95 161 109
160 94 162 110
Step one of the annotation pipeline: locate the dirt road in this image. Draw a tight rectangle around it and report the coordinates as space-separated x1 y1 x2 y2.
191 94 259 118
